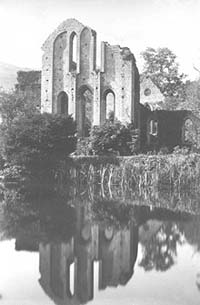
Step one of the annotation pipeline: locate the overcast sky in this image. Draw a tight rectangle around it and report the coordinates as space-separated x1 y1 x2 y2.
0 0 200 79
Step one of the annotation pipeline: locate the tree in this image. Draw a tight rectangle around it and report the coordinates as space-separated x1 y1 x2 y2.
0 90 38 127
0 90 77 176
139 222 183 272
0 90 40 168
1 113 77 172
177 78 200 117
141 47 186 101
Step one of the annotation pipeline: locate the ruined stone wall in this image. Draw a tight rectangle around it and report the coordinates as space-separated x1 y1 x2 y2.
41 19 140 135
76 27 97 132
42 19 85 116
100 43 140 126
41 19 99 135
52 32 68 113
139 109 200 151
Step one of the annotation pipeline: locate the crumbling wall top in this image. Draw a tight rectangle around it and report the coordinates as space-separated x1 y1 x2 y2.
42 18 95 50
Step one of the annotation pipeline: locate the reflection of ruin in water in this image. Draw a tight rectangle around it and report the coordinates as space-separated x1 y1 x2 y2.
4 175 200 305
36 197 195 305
39 203 139 305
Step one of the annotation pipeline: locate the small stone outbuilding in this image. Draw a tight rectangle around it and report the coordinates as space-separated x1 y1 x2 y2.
140 75 165 110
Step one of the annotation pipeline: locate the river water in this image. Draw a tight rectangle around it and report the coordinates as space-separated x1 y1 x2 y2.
0 176 200 305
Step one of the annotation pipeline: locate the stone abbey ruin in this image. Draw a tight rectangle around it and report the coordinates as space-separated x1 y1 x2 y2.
17 18 200 151
41 18 139 137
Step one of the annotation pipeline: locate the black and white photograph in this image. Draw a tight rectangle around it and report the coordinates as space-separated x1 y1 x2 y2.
0 0 200 304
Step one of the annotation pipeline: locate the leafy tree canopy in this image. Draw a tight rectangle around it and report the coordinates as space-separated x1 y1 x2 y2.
177 78 200 117
0 90 77 176
141 47 186 101
1 113 76 170
0 90 38 126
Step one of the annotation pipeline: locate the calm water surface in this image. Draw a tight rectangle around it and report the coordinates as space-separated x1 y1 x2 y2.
0 180 200 305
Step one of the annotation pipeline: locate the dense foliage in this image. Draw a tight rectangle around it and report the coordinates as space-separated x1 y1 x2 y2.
89 120 139 156
0 91 39 168
177 78 200 116
0 91 77 180
1 113 76 171
141 47 186 102
139 222 183 271
70 154 200 210
0 90 38 125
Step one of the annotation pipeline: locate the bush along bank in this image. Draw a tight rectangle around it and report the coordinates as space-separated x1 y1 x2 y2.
66 153 200 193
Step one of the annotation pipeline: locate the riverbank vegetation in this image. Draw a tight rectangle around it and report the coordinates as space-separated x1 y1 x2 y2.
0 89 200 195
0 91 77 182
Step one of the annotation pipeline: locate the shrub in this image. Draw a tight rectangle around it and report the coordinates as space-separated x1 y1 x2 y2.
73 137 93 156
172 146 190 155
0 90 40 167
90 120 139 156
1 113 77 172
0 90 38 126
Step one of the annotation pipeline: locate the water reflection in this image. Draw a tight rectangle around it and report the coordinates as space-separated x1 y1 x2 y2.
38 208 138 304
0 179 200 304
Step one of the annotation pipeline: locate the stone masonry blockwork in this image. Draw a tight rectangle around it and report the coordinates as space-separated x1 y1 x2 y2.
41 19 140 136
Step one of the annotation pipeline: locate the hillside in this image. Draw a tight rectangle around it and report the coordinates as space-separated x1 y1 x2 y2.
0 62 31 91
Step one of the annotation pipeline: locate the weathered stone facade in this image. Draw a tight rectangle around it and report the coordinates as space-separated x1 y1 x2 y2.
140 76 164 109
41 19 140 136
140 105 200 152
40 18 200 150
